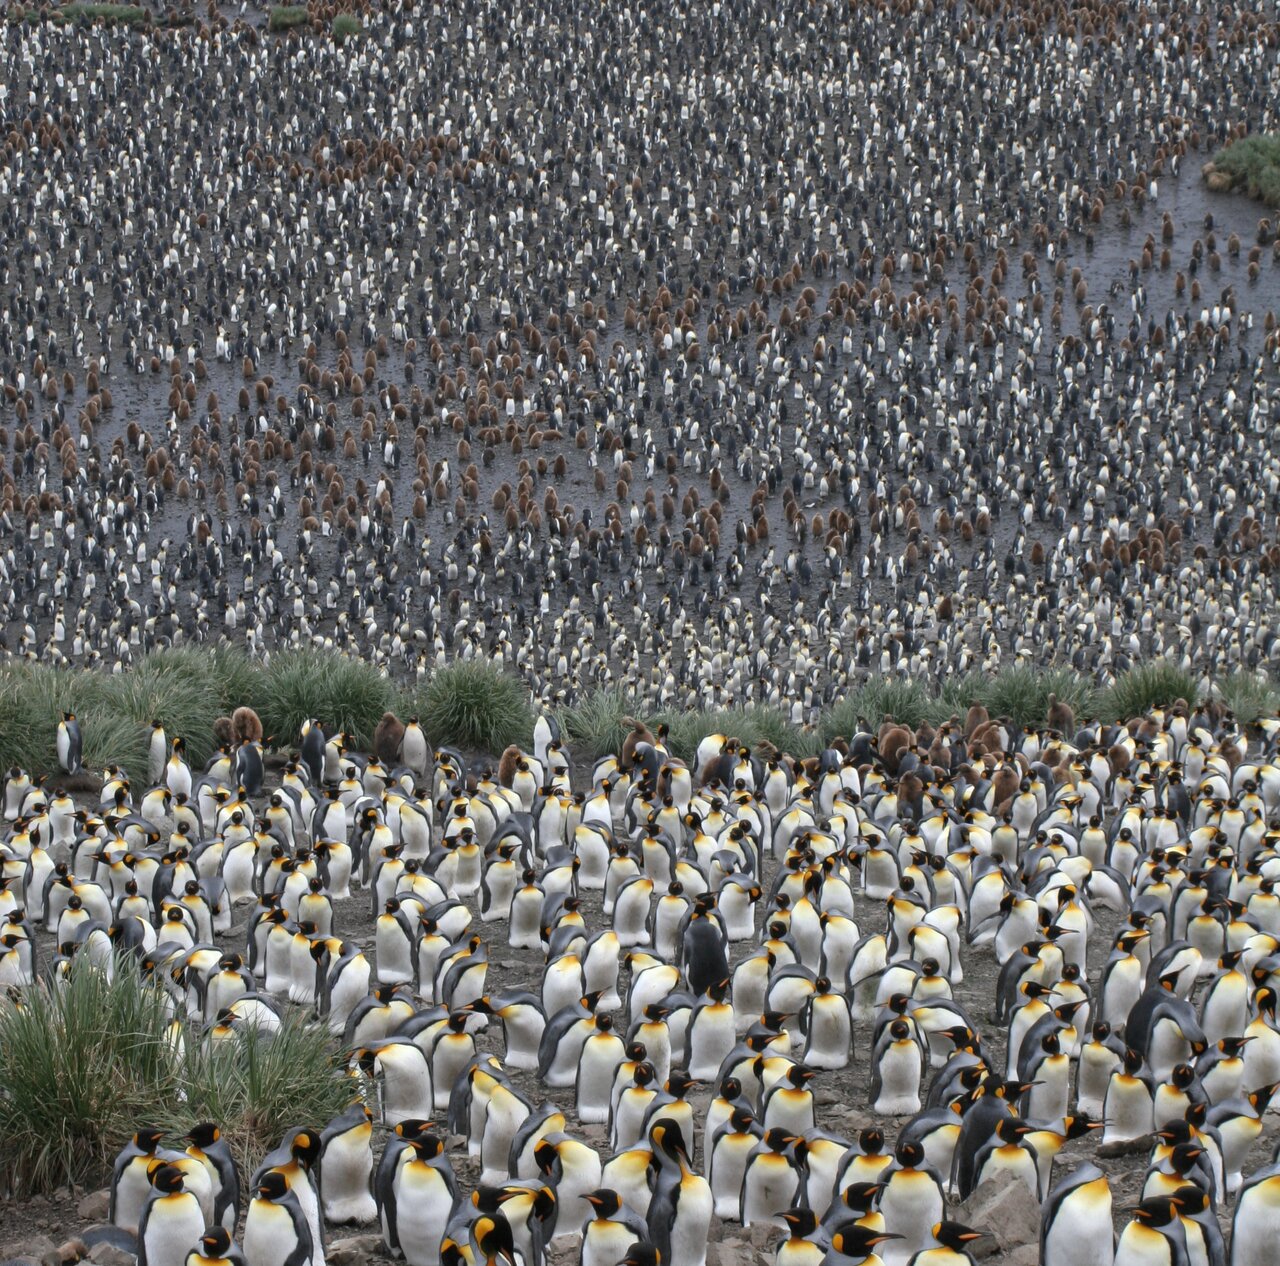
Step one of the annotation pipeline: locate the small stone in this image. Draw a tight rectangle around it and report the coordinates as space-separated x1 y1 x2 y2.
707 1244 755 1266
1097 1133 1154 1159
956 1170 1042 1258
87 1245 135 1266
1001 1246 1041 1266
747 1225 778 1250
56 1241 86 1264
76 1192 110 1222
326 1234 382 1266
4 1241 54 1264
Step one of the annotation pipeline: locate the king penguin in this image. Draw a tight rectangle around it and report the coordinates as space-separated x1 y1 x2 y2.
647 1119 713 1266
243 1171 314 1266
1041 1164 1115 1266
138 1165 206 1266
57 712 82 775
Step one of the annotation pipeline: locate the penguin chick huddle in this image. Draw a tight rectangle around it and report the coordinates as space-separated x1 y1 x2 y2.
6 698 1280 1265
1 0 1280 715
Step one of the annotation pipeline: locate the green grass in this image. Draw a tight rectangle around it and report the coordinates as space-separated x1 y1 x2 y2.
820 680 931 741
1208 134 1280 208
980 665 1098 729
1212 670 1280 725
1098 661 1200 723
656 706 822 763
174 1013 353 1174
62 3 148 24
259 650 396 752
0 958 353 1196
412 662 532 752
557 688 636 761
332 12 360 38
268 4 309 30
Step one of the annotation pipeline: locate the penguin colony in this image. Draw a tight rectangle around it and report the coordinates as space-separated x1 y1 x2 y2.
6 700 1280 1266
0 1 1278 708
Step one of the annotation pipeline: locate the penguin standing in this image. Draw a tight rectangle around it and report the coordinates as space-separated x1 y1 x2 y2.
377 1133 459 1266
185 1123 241 1232
138 1165 206 1266
646 1120 712 1266
1041 1164 1114 1266
57 712 82 775
320 1104 377 1225
1231 1159 1280 1265
184 1228 245 1266
580 1189 649 1266
243 1172 314 1266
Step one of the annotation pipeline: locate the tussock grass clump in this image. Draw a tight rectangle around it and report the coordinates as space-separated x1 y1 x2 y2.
1099 662 1200 722
821 680 930 742
557 688 636 761
260 650 395 751
332 12 360 38
1213 670 1280 725
414 663 531 752
62 3 148 24
0 960 353 1196
658 706 821 764
0 961 182 1195
981 665 1098 729
268 4 309 30
1206 134 1280 207
97 651 225 769
175 1015 354 1174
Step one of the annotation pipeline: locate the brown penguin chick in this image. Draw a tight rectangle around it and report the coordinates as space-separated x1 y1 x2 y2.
497 744 523 788
1107 744 1132 779
991 763 1020 814
373 711 406 766
1046 693 1075 737
969 721 1005 757
898 771 925 815
964 703 990 738
213 715 236 747
232 706 264 746
753 738 780 764
620 718 656 769
877 723 912 774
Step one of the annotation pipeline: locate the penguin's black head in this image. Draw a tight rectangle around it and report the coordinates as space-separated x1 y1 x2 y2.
620 1246 660 1266
151 1164 185 1194
135 1126 165 1152
257 1170 289 1201
858 1127 885 1153
200 1228 232 1256
583 1189 621 1217
290 1130 320 1166
833 1228 901 1258
187 1122 220 1148
932 1222 984 1251
779 1208 818 1237
1129 1197 1179 1229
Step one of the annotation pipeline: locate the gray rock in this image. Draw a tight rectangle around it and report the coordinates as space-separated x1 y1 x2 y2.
999 1246 1041 1266
326 1235 383 1266
705 1244 755 1266
76 1193 111 1223
0 1241 54 1266
956 1171 1042 1258
86 1247 134 1266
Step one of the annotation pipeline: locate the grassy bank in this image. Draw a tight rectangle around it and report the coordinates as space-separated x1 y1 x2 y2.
0 959 351 1194
0 648 1273 774
1204 133 1280 207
